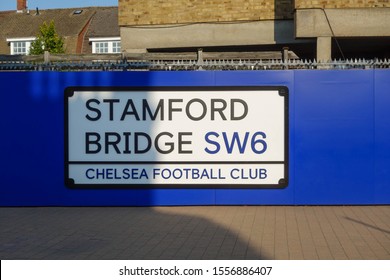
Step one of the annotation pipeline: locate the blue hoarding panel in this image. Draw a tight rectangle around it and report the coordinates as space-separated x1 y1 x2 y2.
0 72 217 206
0 72 63 206
213 71 295 205
0 70 389 206
374 70 390 204
294 70 375 204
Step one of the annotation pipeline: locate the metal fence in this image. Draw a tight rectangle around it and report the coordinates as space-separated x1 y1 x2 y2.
1 57 390 71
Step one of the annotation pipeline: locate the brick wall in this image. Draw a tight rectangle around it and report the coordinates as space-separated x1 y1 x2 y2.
295 0 390 9
119 0 294 26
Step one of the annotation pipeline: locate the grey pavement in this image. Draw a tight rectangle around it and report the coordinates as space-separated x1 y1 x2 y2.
0 206 389 260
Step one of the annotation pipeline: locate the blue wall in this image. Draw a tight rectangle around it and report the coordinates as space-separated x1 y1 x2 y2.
0 70 389 206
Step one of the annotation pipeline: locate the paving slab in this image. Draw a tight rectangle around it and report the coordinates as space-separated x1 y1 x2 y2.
0 206 389 260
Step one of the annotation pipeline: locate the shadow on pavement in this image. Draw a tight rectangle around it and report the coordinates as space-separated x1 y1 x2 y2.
0 207 267 260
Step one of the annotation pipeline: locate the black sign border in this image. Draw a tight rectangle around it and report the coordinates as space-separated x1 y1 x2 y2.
64 86 289 189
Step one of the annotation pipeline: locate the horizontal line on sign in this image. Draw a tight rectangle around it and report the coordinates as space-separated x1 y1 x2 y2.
67 161 285 165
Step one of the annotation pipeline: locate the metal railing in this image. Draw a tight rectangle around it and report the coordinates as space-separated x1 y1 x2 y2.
0 52 389 71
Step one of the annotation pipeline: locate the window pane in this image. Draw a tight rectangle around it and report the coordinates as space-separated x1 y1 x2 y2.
13 42 27 55
95 42 109 53
112 41 121 53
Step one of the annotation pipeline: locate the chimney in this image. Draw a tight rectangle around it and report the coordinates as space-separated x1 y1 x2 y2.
17 0 27 13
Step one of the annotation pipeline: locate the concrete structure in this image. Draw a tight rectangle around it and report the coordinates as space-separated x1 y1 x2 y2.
118 0 307 55
120 20 297 51
295 4 390 61
119 0 390 60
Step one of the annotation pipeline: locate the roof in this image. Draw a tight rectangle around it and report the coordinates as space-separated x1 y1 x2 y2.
0 6 119 54
81 7 120 54
85 7 120 38
0 7 97 38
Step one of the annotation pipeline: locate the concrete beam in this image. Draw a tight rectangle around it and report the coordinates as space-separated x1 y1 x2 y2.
296 8 390 38
317 37 332 62
121 20 304 51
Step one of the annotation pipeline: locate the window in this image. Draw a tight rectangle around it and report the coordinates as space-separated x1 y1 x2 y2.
6 38 35 55
90 37 121 54
95 42 109 53
13 42 27 55
112 41 121 53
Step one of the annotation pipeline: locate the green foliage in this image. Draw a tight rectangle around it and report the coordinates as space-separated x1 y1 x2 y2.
29 21 65 55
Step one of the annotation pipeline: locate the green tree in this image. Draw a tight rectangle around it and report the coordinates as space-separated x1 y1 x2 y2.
29 21 65 55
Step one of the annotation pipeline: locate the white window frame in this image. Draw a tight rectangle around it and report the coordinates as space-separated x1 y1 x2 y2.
112 41 121 53
89 37 121 54
6 37 36 55
95 41 109 54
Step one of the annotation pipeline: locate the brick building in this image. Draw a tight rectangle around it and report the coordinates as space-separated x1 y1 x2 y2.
119 0 390 60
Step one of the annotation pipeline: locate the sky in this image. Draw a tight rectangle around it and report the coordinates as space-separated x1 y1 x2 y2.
0 0 118 11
